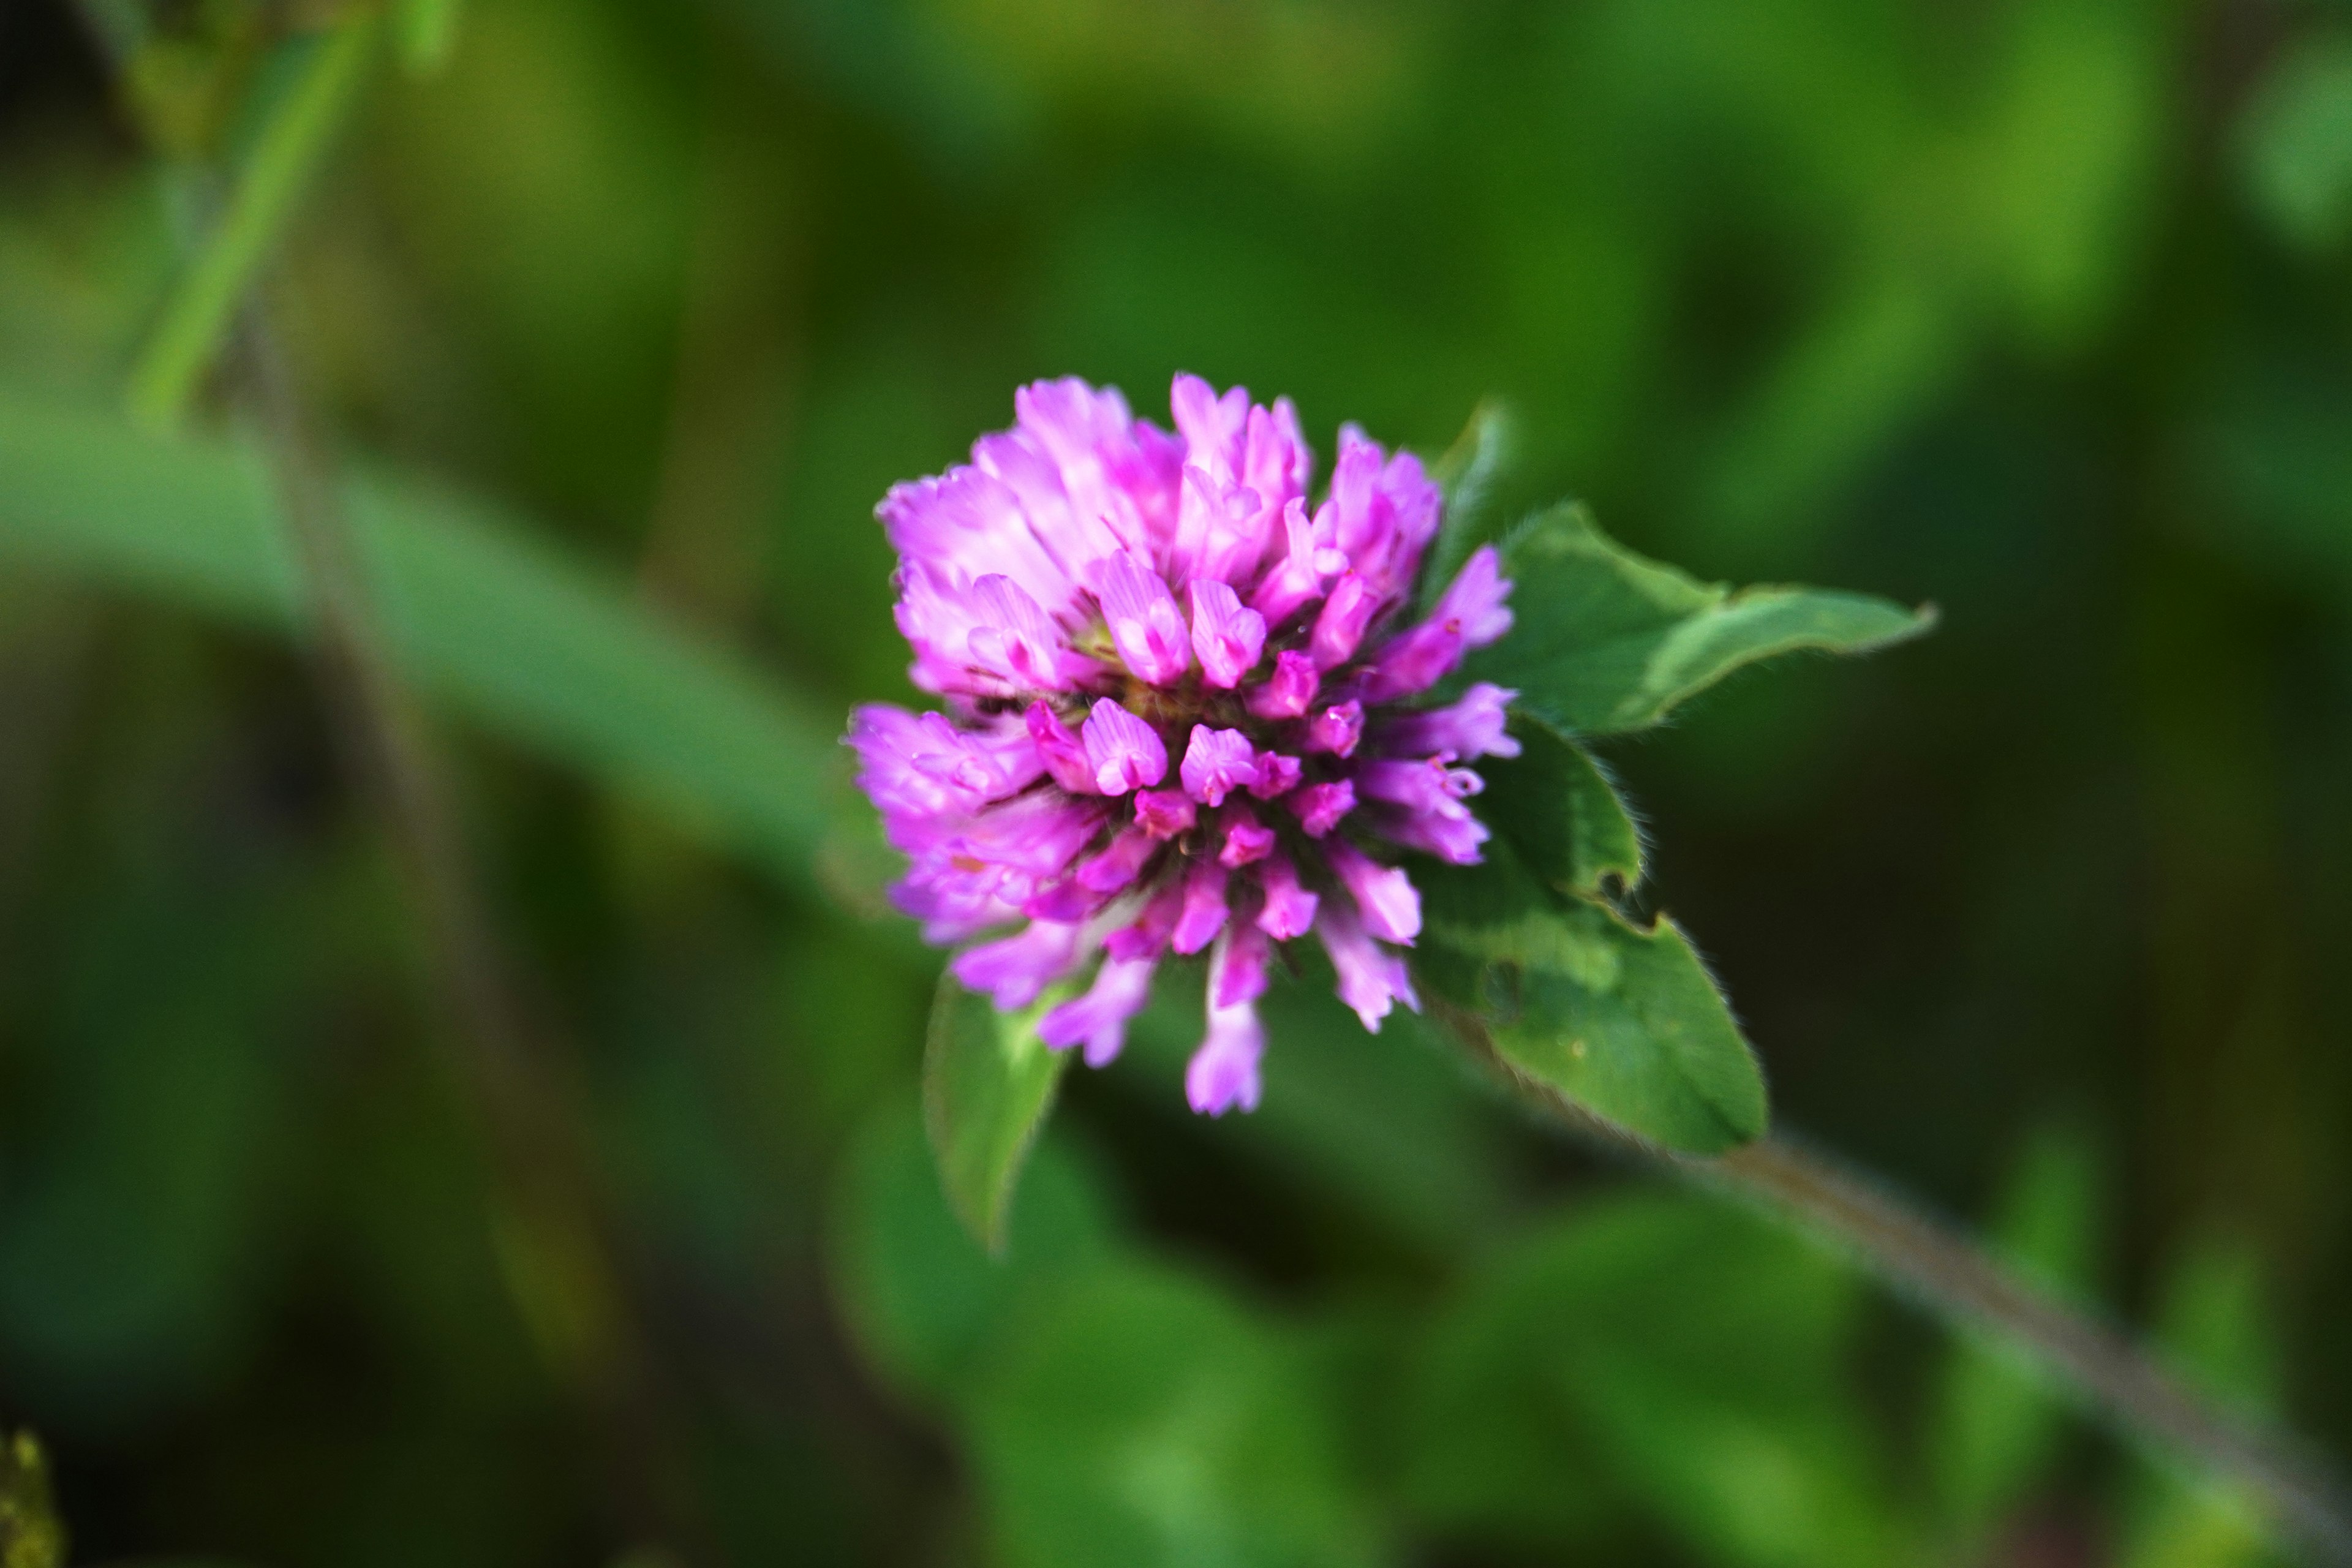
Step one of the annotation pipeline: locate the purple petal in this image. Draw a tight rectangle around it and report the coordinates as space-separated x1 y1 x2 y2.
1357 756 1483 813
1432 544 1513 648
1326 839 1421 944
1039 955 1156 1068
1377 684 1519 762
1376 802 1491 865
1082 698 1169 794
1250 499 1330 625
1216 804 1276 868
1308 571 1379 669
895 560 1096 698
1303 701 1364 758
1106 880 1185 961
1285 779 1357 838
848 704 1042 822
1185 996 1264 1116
1077 825 1161 893
878 466 1081 618
1189 579 1267 689
1134 786 1197 839
1320 426 1442 600
968 573 1081 692
1025 701 1097 793
1316 900 1419 1032
1245 648 1319 720
1254 853 1321 940
1170 858 1231 954
1180 725 1259 807
1212 918 1272 1009
951 920 1085 1010
1093 549 1191 685
1359 619 1461 704
1012 377 1182 557
1247 750 1303 801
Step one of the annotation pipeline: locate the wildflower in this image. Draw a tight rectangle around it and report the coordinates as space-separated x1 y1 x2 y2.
849 375 1515 1114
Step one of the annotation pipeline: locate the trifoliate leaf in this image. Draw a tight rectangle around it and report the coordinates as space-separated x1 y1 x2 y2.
922 973 1072 1254
1467 502 1933 737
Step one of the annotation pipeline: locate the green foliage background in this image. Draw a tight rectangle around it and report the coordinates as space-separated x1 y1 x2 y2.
0 0 2347 1562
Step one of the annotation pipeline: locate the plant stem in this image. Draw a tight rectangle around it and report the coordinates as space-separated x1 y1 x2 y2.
236 292 719 1565
1698 1134 2352 1563
1452 1016 2352 1564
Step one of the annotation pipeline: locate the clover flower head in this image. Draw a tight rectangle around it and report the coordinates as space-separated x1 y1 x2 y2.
848 375 1515 1115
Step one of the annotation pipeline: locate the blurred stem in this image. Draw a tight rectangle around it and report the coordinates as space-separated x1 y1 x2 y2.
1699 1136 2352 1565
1458 1020 2352 1562
125 14 381 434
236 290 717 1565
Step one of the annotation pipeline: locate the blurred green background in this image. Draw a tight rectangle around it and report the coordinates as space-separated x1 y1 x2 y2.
2 0 2350 1563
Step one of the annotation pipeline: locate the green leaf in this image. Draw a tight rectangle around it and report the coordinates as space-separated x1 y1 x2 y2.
969 1261 1378 1568
922 973 1074 1254
1480 718 1643 900
1927 1125 2103 1538
0 390 841 894
1465 502 1934 737
1416 761 1763 1154
1419 399 1514 613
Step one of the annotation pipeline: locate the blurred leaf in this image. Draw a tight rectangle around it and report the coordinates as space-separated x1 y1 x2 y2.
701 0 1028 171
1927 1125 2103 1539
395 0 464 77
1405 1193 1896 1566
828 1099 1113 1408
0 834 338 1425
923 973 1071 1253
1420 399 1513 614
1417 808 1765 1154
2116 1237 2287 1568
1969 0 2166 349
0 1432 67 1568
2238 33 2352 255
1698 274 1958 560
0 390 840 893
1466 502 1933 738
125 17 384 432
968 1261 1377 1568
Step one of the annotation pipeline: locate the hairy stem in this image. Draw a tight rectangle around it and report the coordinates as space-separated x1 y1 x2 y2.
1452 1013 2352 1564
1699 1134 2352 1564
